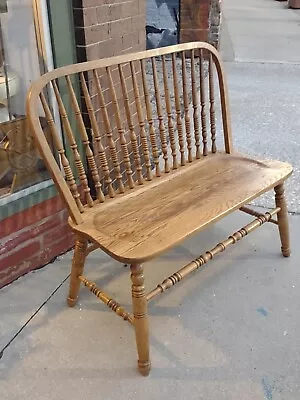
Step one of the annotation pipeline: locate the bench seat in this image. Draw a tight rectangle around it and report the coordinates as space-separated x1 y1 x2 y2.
27 42 293 376
70 153 292 264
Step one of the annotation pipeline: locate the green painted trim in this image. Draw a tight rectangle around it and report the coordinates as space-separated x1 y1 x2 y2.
47 0 78 69
47 0 84 168
0 184 58 221
0 1 78 220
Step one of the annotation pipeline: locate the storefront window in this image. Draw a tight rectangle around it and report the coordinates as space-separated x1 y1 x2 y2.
0 0 52 198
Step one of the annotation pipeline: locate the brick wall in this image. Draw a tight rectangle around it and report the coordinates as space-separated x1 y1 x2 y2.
73 0 146 63
209 0 222 48
73 0 147 189
0 196 74 288
180 0 222 48
180 0 210 44
0 1 147 290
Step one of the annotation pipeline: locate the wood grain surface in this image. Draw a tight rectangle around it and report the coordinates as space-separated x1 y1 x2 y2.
70 153 292 263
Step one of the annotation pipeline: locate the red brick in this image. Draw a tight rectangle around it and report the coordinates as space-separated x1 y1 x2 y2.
181 14 209 30
181 29 209 43
102 0 122 4
0 195 66 239
122 32 135 50
39 232 74 264
96 5 110 23
83 23 112 44
110 17 132 37
0 214 61 256
109 3 123 21
122 2 135 19
133 14 145 32
81 7 99 27
75 0 145 60
138 30 145 46
180 0 210 42
82 0 102 6
0 262 34 288
0 241 40 273
43 224 73 248
0 234 74 289
138 0 146 15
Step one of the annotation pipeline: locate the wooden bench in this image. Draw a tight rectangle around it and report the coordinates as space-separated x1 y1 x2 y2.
26 42 292 376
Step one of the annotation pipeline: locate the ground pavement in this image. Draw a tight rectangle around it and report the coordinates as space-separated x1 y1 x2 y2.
1 1 300 398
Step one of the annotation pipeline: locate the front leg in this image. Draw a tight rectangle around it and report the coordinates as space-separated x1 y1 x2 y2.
67 237 87 307
274 184 291 257
130 264 151 376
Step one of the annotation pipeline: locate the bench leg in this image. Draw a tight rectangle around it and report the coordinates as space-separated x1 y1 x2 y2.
130 264 151 376
67 237 88 307
274 184 291 257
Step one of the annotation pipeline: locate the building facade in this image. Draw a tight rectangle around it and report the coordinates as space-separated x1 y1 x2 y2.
0 0 146 288
0 0 218 288
146 0 221 49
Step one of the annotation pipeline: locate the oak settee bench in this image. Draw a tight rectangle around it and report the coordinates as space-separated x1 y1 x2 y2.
26 42 292 376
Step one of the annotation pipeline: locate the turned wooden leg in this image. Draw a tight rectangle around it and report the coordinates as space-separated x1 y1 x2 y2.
67 237 88 307
130 264 151 376
275 184 291 257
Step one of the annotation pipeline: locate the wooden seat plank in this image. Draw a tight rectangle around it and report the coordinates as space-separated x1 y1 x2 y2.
70 153 292 263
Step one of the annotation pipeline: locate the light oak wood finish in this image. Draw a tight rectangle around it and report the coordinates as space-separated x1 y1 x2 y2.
130 61 153 181
275 184 291 257
152 56 170 173
118 64 144 185
26 42 292 376
92 69 117 197
172 52 186 166
79 275 134 323
130 264 150 376
69 154 291 264
67 237 87 307
191 49 201 159
39 92 84 217
182 51 193 162
146 207 280 302
162 55 178 169
141 59 161 176
104 68 135 189
97 68 125 194
240 206 278 225
199 48 208 156
208 53 217 153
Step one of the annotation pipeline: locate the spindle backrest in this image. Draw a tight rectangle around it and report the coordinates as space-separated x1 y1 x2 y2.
26 42 232 225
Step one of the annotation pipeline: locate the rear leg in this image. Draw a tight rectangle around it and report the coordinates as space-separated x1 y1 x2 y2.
274 184 290 257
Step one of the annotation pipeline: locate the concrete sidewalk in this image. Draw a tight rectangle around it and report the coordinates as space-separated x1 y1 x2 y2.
221 0 300 63
221 0 300 214
1 212 300 400
1 1 300 399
